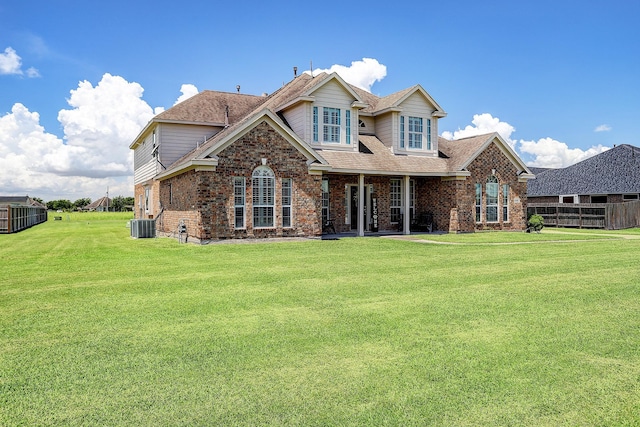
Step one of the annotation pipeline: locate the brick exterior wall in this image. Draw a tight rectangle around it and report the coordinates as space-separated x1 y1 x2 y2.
465 142 528 231
139 131 528 240
321 143 528 234
155 121 322 241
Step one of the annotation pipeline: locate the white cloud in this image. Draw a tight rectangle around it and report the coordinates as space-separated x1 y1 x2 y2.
56 73 156 177
308 58 387 92
594 124 612 132
441 113 517 148
442 113 611 168
26 67 41 78
519 138 610 168
0 47 23 75
174 84 199 105
0 74 160 201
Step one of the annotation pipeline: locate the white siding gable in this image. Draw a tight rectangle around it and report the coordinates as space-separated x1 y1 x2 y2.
309 80 358 150
159 123 221 167
396 92 439 155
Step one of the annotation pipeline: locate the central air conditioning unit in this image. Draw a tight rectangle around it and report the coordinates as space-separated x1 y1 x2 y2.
130 219 156 238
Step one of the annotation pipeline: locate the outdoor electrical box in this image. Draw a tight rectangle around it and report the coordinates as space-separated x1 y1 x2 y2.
130 219 156 238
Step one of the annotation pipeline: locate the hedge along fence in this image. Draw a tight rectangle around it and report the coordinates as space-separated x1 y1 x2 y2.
527 200 640 230
0 205 48 234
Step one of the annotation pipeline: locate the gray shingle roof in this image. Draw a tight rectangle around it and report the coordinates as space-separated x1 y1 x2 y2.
527 144 640 196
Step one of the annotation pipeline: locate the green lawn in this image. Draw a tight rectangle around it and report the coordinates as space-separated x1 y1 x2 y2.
1 214 639 426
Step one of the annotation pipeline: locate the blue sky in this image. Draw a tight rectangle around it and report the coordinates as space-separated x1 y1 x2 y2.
1 0 638 201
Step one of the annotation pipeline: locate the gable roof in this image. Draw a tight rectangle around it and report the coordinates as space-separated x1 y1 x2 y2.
0 196 45 207
136 73 530 180
528 144 640 196
84 196 112 209
352 84 446 117
156 108 329 180
439 133 533 177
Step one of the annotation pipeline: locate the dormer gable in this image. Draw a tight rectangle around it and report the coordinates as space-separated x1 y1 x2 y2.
276 72 368 151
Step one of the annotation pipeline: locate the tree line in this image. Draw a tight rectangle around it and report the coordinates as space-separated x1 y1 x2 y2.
43 196 135 212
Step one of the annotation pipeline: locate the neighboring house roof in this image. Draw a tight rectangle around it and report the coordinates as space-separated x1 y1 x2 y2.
0 196 45 207
528 144 640 196
84 196 112 209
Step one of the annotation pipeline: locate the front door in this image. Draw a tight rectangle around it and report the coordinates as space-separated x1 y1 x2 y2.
348 185 371 231
350 186 358 230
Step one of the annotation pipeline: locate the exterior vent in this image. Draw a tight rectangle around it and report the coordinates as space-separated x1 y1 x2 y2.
130 219 156 238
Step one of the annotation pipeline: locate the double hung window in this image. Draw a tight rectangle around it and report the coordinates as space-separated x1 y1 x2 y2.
282 178 292 228
390 179 402 223
321 178 330 225
233 177 245 228
502 184 509 222
323 107 341 143
408 117 423 149
486 176 499 222
252 166 275 228
475 183 482 222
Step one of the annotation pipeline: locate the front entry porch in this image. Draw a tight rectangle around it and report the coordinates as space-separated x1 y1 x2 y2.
322 173 441 237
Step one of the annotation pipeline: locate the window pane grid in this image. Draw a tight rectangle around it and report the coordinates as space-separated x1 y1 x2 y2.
234 177 245 228
252 166 275 228
323 107 341 143
390 179 402 223
282 178 292 228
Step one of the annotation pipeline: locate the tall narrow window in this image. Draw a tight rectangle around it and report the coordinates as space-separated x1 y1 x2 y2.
144 187 150 213
408 117 423 149
234 177 245 229
323 107 340 143
169 182 173 204
313 107 318 142
252 166 275 228
345 110 351 145
502 184 509 222
426 118 432 150
390 179 402 223
322 178 330 225
486 176 498 222
400 116 405 148
409 179 416 221
282 178 292 228
475 183 482 223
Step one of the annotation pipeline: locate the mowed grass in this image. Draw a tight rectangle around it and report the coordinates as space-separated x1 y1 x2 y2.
1 214 639 426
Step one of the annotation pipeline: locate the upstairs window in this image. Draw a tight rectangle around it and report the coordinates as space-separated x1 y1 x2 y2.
400 116 432 150
323 107 341 143
252 166 275 228
408 117 423 149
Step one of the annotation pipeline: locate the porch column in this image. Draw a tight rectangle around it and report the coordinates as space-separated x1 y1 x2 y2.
403 175 411 235
358 174 365 237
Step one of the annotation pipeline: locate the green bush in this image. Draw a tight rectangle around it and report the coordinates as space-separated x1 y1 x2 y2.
527 214 544 232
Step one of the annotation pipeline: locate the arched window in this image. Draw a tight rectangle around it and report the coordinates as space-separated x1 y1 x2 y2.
486 175 499 222
252 166 275 228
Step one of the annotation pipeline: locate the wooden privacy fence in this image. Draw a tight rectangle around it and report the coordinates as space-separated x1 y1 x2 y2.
0 205 48 234
528 200 640 230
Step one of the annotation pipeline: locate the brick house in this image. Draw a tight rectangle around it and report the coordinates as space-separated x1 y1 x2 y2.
130 71 534 242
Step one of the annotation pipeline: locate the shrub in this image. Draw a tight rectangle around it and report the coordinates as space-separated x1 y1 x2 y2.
527 214 544 233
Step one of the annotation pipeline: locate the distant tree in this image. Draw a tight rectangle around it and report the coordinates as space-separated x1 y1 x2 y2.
111 196 135 212
32 197 44 205
48 199 73 211
111 196 125 212
73 198 92 210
